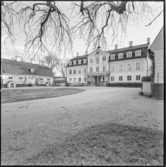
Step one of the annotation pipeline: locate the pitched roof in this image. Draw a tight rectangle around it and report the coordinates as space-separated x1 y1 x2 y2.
70 55 88 60
1 58 53 77
107 43 149 54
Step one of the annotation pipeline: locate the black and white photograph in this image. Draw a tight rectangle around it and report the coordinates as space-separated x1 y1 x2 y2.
1 1 164 165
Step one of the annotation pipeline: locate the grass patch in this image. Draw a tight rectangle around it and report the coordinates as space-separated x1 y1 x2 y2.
26 123 163 165
1 88 84 103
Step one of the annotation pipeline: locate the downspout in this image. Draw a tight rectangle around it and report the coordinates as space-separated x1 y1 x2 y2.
145 57 148 76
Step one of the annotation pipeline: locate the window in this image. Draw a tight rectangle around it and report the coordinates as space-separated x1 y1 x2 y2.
127 76 132 81
47 79 50 81
103 77 105 81
136 62 140 70
111 65 114 72
90 59 93 63
127 63 132 70
78 60 81 64
9 77 13 79
110 54 115 60
118 53 123 59
96 67 99 72
90 67 93 72
69 61 72 65
29 68 35 74
136 75 140 80
74 69 76 74
78 78 81 82
135 50 141 57
119 76 123 81
96 57 99 64
127 52 132 58
84 78 86 82
40 78 43 80
73 61 76 65
103 66 106 72
79 70 81 74
19 77 23 79
69 70 72 74
119 64 123 71
103 56 106 61
111 76 114 81
84 68 86 73
70 78 72 82
74 78 76 82
84 59 87 63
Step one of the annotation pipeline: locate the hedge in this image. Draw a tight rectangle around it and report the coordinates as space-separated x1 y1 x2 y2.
107 82 142 87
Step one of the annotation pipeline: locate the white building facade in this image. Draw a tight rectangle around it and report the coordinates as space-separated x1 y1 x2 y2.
66 39 151 86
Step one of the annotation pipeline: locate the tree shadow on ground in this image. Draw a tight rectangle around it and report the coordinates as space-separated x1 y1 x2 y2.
25 122 163 165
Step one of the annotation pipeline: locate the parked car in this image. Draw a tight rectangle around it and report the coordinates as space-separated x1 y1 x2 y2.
77 82 84 86
65 82 70 86
70 83 78 87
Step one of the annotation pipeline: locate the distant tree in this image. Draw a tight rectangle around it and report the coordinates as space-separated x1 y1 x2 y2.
56 61 66 77
40 52 59 73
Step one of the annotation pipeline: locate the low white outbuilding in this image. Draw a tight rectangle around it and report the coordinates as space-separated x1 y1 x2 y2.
1 58 53 88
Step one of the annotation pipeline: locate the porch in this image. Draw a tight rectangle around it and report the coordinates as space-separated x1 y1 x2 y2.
85 72 110 86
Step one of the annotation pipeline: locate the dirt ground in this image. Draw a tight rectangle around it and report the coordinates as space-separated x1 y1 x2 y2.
1 87 163 165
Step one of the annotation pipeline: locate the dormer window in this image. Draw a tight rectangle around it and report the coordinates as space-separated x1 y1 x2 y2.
110 54 115 60
73 61 76 65
118 53 123 59
29 68 35 74
69 61 72 66
135 50 141 57
127 52 132 58
84 59 87 63
78 60 81 64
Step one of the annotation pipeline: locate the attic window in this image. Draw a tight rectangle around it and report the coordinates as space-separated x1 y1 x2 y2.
9 77 13 79
29 68 35 74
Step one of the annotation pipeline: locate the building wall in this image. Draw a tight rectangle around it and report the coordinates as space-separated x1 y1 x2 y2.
109 58 148 83
154 50 164 84
2 73 53 85
87 50 109 73
67 65 87 83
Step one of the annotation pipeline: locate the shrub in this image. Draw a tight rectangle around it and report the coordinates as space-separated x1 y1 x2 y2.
107 82 142 87
139 91 144 95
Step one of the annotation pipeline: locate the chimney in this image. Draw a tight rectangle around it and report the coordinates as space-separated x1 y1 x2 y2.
15 56 21 62
129 41 133 47
30 58 34 63
147 38 150 44
77 52 79 57
115 44 118 50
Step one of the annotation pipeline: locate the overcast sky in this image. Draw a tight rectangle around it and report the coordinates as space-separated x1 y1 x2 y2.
1 1 164 63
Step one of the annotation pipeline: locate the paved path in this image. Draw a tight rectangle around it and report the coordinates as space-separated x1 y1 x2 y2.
1 87 163 165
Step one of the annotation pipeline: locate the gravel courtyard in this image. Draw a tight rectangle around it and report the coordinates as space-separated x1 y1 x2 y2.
1 87 163 165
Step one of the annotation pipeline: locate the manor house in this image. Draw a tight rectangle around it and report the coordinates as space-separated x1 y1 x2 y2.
66 38 152 86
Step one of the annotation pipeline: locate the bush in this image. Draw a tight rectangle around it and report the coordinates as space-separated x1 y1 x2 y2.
28 83 33 87
139 91 144 95
141 76 152 82
107 82 142 87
